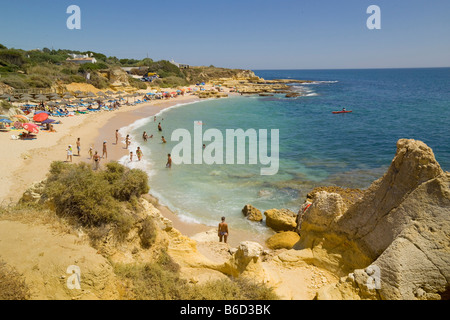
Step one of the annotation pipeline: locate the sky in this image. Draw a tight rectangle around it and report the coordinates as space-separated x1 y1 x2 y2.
0 0 449 69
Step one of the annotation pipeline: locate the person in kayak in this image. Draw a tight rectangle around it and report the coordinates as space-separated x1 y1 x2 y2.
342 107 347 111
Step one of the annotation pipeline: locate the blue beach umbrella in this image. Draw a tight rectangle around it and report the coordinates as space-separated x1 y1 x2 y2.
0 119 13 123
41 119 56 124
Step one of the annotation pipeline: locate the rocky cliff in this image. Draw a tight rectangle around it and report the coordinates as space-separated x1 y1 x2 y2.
296 139 449 300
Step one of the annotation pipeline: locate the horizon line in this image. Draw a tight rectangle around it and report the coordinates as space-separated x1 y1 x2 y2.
248 66 450 71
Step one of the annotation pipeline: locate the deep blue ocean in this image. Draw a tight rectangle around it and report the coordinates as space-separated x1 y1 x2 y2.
121 68 450 232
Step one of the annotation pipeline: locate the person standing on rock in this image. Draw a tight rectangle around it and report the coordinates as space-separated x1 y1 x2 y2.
218 217 229 244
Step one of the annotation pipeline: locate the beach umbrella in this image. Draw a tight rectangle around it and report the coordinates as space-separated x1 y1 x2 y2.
106 90 114 95
33 113 49 122
0 94 11 100
12 115 29 122
41 118 56 124
22 123 39 134
0 118 13 123
35 111 51 115
74 90 83 95
14 121 23 129
0 115 9 119
8 97 18 102
63 93 74 99
35 95 48 102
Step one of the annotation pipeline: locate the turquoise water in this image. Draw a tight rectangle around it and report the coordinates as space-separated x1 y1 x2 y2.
120 68 450 232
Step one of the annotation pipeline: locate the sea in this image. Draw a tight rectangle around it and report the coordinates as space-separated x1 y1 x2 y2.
119 68 450 233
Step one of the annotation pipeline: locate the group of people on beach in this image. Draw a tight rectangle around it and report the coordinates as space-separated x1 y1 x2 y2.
63 116 230 243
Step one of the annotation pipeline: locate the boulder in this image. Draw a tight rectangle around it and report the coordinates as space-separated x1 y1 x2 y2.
242 204 263 222
264 209 297 232
221 241 266 280
266 232 300 250
297 192 347 233
20 181 46 203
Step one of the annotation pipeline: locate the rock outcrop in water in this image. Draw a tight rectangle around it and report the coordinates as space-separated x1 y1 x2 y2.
242 204 263 222
296 139 450 300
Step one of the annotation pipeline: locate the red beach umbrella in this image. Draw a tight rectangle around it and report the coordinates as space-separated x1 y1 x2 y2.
22 123 40 134
33 113 49 122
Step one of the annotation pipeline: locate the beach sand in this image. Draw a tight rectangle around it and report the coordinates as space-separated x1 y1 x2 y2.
0 92 271 248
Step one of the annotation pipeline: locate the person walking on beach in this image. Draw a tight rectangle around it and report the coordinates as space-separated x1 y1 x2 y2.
76 138 81 157
158 123 162 132
143 132 148 142
130 152 134 162
93 151 101 170
89 147 93 160
115 130 119 145
66 145 73 163
102 141 108 159
126 135 131 149
166 154 172 168
136 147 143 161
218 217 229 244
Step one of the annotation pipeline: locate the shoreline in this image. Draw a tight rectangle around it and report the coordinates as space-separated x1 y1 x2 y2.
93 94 272 248
0 92 272 248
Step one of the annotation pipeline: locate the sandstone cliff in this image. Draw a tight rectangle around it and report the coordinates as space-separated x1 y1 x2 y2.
296 139 449 300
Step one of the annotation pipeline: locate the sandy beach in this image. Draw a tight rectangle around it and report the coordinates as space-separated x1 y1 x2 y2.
0 91 271 248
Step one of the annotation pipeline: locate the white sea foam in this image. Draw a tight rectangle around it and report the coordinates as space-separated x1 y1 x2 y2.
302 80 339 85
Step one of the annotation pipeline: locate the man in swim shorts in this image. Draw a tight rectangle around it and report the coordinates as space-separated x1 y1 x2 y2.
218 217 229 244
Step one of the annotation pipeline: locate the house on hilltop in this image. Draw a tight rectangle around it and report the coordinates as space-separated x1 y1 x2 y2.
66 53 97 64
170 59 190 69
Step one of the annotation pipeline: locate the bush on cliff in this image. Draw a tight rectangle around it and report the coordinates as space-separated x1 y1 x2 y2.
44 162 149 237
114 255 279 300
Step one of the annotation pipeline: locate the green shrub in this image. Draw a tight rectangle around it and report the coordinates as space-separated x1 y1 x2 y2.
44 161 149 234
155 76 189 88
45 162 124 227
89 72 109 89
0 75 29 89
128 76 147 90
26 75 53 88
139 217 157 249
69 74 87 83
108 168 150 201
0 49 26 67
78 63 108 72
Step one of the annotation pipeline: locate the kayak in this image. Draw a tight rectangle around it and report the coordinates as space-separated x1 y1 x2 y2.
332 110 353 114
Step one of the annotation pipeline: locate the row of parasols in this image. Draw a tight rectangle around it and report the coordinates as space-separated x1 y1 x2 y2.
0 90 144 104
0 114 41 134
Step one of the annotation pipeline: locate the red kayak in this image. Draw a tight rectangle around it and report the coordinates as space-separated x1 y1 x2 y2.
332 110 353 114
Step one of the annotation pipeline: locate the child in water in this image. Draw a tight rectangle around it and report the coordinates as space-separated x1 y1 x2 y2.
136 147 143 161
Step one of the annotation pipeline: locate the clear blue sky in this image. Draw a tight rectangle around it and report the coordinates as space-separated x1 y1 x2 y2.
1 0 449 69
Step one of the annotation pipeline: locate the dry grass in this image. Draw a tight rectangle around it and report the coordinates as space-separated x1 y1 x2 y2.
0 259 30 300
0 202 77 236
113 249 279 301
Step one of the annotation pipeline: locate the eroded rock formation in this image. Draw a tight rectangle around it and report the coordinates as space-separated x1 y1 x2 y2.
296 139 449 300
